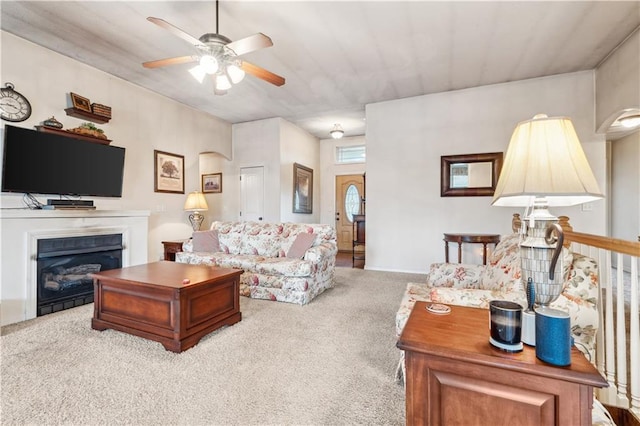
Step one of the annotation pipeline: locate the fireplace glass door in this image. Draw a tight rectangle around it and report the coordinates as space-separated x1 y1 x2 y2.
37 234 122 316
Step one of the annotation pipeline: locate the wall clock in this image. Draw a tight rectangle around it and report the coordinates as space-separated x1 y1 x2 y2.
0 82 32 122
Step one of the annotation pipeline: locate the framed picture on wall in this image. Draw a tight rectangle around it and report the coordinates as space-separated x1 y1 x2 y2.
202 173 222 193
70 92 91 113
293 163 313 214
154 150 184 194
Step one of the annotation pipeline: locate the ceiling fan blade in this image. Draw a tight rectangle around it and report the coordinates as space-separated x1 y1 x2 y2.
226 33 273 56
143 55 199 68
147 17 205 48
241 61 285 87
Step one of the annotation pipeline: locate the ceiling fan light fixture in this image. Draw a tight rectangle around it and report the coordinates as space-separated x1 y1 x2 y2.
619 114 640 128
330 124 344 139
188 65 207 83
215 73 232 91
226 63 245 84
199 55 219 74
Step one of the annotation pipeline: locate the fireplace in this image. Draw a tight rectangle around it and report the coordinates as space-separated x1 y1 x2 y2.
37 234 123 316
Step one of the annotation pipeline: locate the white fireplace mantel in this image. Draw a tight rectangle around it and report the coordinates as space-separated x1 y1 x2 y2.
0 209 150 326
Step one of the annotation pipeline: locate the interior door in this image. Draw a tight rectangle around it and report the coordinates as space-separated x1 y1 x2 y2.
240 166 264 222
335 174 365 251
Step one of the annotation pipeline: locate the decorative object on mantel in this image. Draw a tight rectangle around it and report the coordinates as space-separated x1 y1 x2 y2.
34 125 112 145
68 122 108 140
41 116 63 129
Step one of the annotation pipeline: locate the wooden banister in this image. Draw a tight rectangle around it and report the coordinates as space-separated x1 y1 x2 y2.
511 213 640 256
558 216 640 257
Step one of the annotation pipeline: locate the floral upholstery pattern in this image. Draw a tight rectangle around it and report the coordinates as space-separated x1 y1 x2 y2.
394 237 610 424
176 221 337 305
427 233 572 293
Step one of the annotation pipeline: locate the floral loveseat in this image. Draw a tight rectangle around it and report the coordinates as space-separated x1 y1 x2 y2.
394 232 613 425
176 221 337 305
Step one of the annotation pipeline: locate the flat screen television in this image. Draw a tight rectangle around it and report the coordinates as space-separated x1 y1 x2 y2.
1 125 125 197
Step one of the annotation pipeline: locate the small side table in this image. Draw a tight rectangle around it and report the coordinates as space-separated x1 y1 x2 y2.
352 214 365 267
397 302 607 425
443 233 500 265
162 240 186 261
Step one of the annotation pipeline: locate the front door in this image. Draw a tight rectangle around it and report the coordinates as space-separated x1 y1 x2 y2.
240 166 264 222
335 174 365 251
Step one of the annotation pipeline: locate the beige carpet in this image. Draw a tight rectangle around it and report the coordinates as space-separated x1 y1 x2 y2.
1 267 426 425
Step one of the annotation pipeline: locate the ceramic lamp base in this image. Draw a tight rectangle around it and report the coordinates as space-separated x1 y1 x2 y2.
522 310 536 346
188 211 204 231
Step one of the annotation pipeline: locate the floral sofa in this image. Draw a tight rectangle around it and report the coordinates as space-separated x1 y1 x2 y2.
176 221 337 305
395 232 614 425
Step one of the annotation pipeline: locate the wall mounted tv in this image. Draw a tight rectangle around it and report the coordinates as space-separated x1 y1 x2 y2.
1 125 125 197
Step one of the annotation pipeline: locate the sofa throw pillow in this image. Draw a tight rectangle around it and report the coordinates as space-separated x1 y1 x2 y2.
192 229 221 252
286 233 316 259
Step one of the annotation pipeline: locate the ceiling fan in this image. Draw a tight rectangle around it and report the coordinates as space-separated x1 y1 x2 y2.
142 0 285 95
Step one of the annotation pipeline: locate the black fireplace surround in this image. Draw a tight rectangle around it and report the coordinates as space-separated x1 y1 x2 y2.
37 234 123 316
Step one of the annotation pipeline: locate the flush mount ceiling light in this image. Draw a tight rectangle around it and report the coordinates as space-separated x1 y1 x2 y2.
143 0 284 95
619 114 640 128
330 124 344 139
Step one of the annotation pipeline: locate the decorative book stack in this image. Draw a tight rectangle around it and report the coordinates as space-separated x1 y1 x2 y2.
91 103 112 119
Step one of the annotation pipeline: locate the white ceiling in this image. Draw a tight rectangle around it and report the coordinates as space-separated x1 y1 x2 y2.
2 1 639 139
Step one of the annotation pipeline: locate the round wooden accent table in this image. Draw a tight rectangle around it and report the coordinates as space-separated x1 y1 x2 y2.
443 233 500 265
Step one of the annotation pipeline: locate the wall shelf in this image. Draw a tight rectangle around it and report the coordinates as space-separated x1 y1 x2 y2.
64 107 110 124
35 126 112 145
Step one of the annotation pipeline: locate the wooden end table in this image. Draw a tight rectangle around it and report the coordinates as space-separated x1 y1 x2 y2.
91 261 243 353
443 233 500 265
162 240 186 261
397 302 607 425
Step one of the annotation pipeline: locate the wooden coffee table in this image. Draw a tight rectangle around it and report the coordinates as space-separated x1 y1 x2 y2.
91 261 243 353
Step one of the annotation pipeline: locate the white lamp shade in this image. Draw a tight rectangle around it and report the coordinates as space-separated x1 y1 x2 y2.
215 73 232 91
199 55 219 74
184 191 209 211
188 65 207 84
492 114 603 207
226 63 245 84
330 124 344 139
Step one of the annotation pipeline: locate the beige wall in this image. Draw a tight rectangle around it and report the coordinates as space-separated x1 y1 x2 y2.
366 71 607 273
611 131 640 243
0 32 232 261
230 117 320 223
595 28 640 131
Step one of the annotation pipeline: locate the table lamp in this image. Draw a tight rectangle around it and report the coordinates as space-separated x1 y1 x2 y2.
493 114 603 360
492 114 603 306
184 191 209 231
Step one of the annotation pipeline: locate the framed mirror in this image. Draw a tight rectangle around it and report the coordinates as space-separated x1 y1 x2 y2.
441 152 503 197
